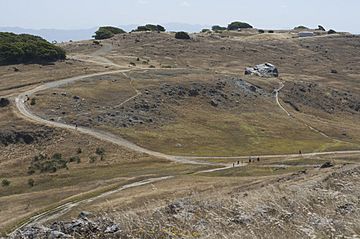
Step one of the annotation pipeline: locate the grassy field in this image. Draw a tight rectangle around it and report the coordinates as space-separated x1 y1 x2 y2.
112 104 356 156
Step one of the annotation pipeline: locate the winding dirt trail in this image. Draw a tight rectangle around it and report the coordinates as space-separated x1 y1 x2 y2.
10 43 360 235
273 81 348 141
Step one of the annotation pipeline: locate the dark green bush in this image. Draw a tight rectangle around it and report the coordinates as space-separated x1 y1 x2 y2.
294 26 309 30
28 178 35 187
175 31 191 40
212 25 227 31
30 98 36 105
133 24 166 32
96 147 105 156
69 156 81 164
0 32 66 65
93 26 126 40
268 30 274 33
318 25 326 31
1 179 10 187
201 29 211 33
227 21 253 30
28 153 68 174
258 29 265 33
328 29 337 34
52 153 62 160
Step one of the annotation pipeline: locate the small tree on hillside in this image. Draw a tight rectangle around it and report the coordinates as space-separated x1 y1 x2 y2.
227 21 253 30
212 25 227 31
133 24 166 32
93 26 126 40
294 25 309 30
175 32 191 40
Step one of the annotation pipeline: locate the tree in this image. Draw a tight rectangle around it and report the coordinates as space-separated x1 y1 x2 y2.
175 32 191 40
93 26 126 40
133 24 166 32
0 32 66 65
227 21 253 30
318 25 326 31
294 26 309 30
212 25 227 31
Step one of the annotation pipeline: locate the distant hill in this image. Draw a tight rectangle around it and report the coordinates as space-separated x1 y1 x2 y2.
0 27 98 42
0 23 210 42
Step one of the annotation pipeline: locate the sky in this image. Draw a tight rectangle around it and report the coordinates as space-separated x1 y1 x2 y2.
1 0 359 33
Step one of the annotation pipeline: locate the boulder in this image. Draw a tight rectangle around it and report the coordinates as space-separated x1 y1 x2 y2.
320 161 334 169
188 88 200 97
0 98 10 107
210 99 219 107
245 63 279 77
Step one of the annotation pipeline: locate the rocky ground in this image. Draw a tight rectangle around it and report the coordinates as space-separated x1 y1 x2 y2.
13 164 360 239
282 81 360 114
32 76 274 129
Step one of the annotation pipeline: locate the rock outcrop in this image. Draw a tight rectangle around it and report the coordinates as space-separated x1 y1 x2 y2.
245 63 279 77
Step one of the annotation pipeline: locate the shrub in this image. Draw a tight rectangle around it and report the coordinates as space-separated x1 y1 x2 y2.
175 31 191 40
96 147 105 156
201 29 211 33
28 178 35 187
258 29 265 34
268 30 274 33
69 156 81 164
294 25 309 30
0 98 10 107
28 153 68 174
93 26 126 40
133 24 166 32
52 153 62 160
77 148 82 154
227 21 253 30
328 29 337 34
0 32 66 65
318 25 326 31
1 179 10 187
89 156 97 163
30 98 36 105
212 25 227 31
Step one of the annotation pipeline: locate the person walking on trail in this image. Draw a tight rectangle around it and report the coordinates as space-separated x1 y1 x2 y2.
257 157 260 162
237 161 240 165
299 150 302 155
233 163 235 167
75 123 78 130
249 157 252 163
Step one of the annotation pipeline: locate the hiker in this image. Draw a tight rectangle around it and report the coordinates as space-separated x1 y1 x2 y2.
257 157 260 162
75 123 78 130
233 163 235 167
299 150 302 155
249 157 252 163
237 160 240 165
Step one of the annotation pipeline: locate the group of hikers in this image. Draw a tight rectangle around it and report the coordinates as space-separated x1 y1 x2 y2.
232 156 261 167
232 150 303 167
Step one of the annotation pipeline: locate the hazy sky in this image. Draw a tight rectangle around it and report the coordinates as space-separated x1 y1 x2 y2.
1 0 359 33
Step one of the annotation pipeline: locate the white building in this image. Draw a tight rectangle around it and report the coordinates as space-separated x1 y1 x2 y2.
298 31 315 37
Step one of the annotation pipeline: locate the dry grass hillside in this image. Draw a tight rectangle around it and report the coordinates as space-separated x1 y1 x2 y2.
0 30 359 238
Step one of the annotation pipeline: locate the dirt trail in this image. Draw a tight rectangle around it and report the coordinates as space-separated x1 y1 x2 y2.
10 176 173 234
274 81 349 141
